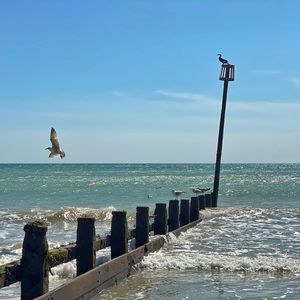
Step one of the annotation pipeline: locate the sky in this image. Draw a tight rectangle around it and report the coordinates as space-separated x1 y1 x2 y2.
0 0 300 163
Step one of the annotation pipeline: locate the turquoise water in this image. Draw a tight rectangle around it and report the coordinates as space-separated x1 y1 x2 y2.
1 163 299 211
0 164 300 299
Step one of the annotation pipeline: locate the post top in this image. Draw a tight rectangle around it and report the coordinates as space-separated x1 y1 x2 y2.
136 206 149 212
24 220 48 232
155 203 167 206
169 199 179 203
112 210 127 216
77 216 95 223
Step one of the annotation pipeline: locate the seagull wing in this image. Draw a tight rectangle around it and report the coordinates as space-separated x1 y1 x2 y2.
50 127 60 150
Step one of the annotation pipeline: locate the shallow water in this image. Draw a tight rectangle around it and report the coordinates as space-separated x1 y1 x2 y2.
97 271 300 300
98 207 300 299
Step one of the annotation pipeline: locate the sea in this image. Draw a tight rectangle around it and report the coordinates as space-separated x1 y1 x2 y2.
0 163 299 299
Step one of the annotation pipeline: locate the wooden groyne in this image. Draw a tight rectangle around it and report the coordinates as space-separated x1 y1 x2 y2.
0 194 212 299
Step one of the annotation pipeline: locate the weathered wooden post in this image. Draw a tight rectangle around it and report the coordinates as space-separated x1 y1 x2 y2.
168 200 179 231
135 206 149 248
198 195 206 210
180 199 190 226
190 196 199 221
212 61 235 207
111 211 128 259
205 193 212 208
154 203 167 235
76 217 96 276
21 220 48 300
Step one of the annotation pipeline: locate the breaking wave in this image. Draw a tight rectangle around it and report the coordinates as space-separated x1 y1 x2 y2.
0 206 138 224
140 250 300 275
139 208 300 276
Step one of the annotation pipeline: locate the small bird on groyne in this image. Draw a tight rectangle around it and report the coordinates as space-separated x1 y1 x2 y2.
171 190 186 199
218 54 228 64
192 188 211 195
45 127 65 159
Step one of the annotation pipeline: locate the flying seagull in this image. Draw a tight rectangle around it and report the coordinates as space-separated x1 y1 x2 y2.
46 127 65 159
218 54 228 64
171 190 186 199
192 188 211 195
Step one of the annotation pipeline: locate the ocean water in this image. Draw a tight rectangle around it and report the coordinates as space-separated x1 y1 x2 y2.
0 163 299 299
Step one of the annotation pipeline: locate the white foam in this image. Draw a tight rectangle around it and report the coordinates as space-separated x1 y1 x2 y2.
49 246 112 283
47 206 117 222
137 208 300 275
140 251 300 274
50 260 76 280
0 246 22 265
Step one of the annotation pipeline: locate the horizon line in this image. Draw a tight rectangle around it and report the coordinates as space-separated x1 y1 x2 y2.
0 162 299 165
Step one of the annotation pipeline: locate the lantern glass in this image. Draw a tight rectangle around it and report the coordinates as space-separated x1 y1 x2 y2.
219 64 235 81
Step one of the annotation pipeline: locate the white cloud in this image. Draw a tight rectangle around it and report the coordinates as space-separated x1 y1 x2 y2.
156 90 216 102
110 91 128 98
252 70 281 75
2 89 299 163
229 99 300 114
154 89 300 117
154 90 220 113
291 77 300 87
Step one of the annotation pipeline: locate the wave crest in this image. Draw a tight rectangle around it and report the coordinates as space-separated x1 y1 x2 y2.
0 206 134 224
140 251 300 275
47 206 116 222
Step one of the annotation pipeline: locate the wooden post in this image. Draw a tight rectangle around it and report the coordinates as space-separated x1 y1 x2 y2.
111 211 128 259
180 199 190 226
168 200 179 231
190 197 199 222
205 193 212 208
154 203 167 235
135 206 149 248
76 217 96 276
198 195 206 210
21 220 48 300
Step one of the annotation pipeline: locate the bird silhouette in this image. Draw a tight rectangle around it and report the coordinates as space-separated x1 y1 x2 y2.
45 127 65 159
218 54 228 64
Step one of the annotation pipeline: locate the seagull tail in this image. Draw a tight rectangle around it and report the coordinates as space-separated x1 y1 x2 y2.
60 150 66 159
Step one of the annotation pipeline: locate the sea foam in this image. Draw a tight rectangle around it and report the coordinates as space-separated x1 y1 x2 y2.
139 250 300 275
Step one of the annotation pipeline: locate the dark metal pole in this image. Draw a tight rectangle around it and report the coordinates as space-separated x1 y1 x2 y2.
212 66 231 207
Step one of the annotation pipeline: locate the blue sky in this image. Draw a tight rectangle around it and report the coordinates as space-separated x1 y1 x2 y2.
0 0 299 163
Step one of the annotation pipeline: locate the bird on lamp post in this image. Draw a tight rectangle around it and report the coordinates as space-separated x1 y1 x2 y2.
218 54 228 64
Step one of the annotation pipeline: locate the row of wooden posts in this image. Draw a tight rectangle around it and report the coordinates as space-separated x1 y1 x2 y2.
0 193 213 300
